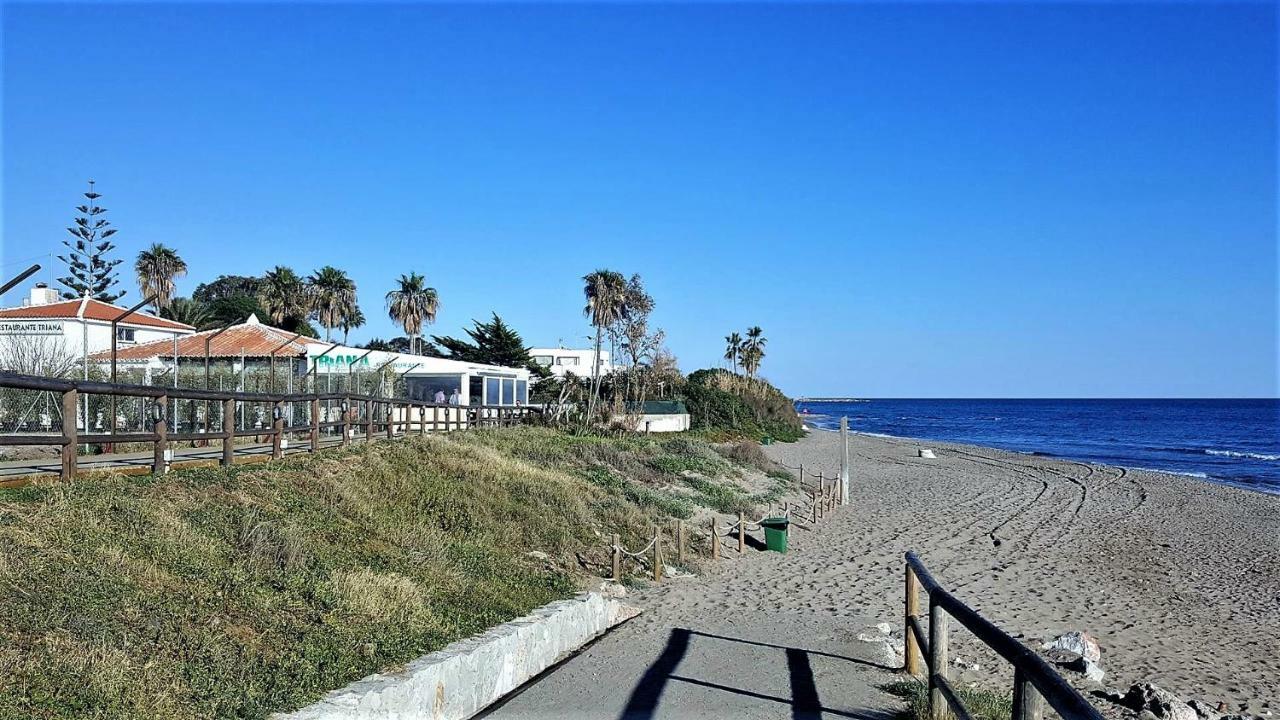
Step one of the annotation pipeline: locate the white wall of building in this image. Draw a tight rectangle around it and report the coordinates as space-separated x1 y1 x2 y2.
528 347 614 380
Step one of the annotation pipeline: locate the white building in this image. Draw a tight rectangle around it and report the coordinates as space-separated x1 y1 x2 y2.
306 340 531 406
0 283 195 372
529 347 614 380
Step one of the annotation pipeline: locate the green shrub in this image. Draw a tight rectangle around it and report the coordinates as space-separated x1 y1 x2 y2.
881 679 1012 720
682 369 803 442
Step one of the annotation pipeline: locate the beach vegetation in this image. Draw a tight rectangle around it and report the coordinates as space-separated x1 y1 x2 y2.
684 368 803 442
881 679 1013 720
742 325 767 377
0 426 783 718
724 332 743 374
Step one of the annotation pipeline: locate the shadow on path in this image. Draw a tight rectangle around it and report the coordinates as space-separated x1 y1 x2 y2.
618 627 899 720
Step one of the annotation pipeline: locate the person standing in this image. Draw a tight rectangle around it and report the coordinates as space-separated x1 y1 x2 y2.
433 389 446 404
449 388 460 405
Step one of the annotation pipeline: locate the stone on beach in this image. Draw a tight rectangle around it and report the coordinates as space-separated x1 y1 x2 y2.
1043 630 1103 664
1121 682 1198 720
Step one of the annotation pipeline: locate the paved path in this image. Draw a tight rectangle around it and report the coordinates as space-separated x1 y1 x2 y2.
482 513 906 720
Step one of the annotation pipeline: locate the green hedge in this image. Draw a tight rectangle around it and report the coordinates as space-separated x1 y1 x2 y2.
682 369 803 442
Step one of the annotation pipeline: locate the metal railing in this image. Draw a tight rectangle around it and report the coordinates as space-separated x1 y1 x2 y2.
0 370 540 482
903 551 1104 720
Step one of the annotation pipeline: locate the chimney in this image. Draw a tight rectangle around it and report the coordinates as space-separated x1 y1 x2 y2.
27 283 59 307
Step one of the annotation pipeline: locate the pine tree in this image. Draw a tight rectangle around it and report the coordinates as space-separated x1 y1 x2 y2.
57 180 124 302
432 314 544 374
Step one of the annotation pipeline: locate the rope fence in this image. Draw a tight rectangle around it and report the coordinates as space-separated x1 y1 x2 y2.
608 464 846 583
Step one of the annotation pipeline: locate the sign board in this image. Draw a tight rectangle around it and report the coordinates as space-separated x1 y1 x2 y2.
0 320 62 336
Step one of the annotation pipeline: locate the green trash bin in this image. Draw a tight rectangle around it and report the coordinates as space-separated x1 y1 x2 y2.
761 517 789 554
761 436 773 446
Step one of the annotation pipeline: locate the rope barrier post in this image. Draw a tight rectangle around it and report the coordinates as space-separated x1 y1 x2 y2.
904 564 923 675
612 533 621 582
676 520 685 566
817 476 825 520
711 519 720 559
810 491 818 523
799 462 805 489
929 598 951 720
737 512 745 553
840 415 850 505
653 526 662 582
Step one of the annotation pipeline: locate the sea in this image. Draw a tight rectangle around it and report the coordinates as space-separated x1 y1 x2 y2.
794 399 1280 495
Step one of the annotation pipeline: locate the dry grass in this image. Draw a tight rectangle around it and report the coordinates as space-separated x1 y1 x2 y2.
0 426 775 719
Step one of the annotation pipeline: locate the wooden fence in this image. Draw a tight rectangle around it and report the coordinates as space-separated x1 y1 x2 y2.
0 370 540 482
904 551 1105 720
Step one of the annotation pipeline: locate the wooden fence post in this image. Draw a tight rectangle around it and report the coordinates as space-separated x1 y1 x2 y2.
387 402 395 439
221 397 235 467
310 397 320 452
433 405 440 433
272 400 284 460
612 533 621 581
365 399 373 442
711 520 720 559
737 512 745 553
1012 670 1044 720
929 599 951 720
810 491 818 523
653 526 662 582
676 520 686 565
60 389 78 481
153 393 168 475
905 565 922 675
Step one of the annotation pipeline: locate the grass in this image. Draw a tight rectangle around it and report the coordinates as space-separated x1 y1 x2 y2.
0 426 783 719
881 679 1013 720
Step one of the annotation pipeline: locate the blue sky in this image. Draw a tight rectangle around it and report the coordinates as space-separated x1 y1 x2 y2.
2 2 1275 397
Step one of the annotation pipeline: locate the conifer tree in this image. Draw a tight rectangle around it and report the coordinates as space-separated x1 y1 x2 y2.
57 180 124 302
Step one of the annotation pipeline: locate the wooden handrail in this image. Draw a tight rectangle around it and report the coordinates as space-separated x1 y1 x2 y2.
903 551 1104 720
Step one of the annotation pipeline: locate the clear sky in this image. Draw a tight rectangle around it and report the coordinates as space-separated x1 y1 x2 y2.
2 2 1275 398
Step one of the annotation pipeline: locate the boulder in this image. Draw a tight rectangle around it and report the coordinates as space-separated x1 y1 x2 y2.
1062 656 1105 683
1187 700 1222 720
1042 631 1102 664
1122 683 1197 720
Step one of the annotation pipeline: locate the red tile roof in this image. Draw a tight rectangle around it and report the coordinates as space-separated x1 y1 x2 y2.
0 298 195 331
88 317 319 362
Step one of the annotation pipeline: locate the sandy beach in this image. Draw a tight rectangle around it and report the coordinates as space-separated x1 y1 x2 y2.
761 428 1280 711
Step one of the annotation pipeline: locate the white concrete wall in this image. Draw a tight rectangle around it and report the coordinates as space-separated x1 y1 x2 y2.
0 318 186 367
275 592 639 720
616 413 691 433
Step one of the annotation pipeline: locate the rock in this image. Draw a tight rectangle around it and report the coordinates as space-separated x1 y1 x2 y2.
874 622 893 635
1187 700 1222 720
1122 683 1197 720
527 550 550 561
1043 631 1102 664
599 581 627 598
1063 656 1105 683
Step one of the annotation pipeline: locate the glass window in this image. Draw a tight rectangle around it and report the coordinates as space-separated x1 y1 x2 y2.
405 375 462 403
116 327 136 343
532 355 553 366
516 380 528 405
502 378 515 406
557 356 579 366
469 376 483 405
485 377 500 406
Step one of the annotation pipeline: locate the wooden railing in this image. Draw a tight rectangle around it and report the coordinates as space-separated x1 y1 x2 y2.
0 371 540 481
903 552 1104 720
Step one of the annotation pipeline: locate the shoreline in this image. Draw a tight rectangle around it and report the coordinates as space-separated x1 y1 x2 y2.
799 420 1280 497
760 429 1280 711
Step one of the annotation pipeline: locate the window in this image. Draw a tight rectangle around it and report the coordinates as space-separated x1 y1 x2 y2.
485 377 500 406
502 378 515 406
557 356 579 366
115 327 136 343
405 375 463 403
533 355 553 366
516 380 528 405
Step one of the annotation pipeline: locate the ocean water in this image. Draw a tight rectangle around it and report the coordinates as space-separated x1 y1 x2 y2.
795 399 1280 495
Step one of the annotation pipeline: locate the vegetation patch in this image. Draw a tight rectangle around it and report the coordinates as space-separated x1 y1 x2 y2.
881 679 1013 720
684 369 804 442
0 427 781 719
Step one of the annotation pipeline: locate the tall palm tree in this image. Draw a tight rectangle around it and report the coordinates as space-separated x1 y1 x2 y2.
582 269 628 420
258 266 308 326
724 332 743 374
385 272 440 355
341 306 365 344
134 243 187 311
743 326 767 377
307 266 358 342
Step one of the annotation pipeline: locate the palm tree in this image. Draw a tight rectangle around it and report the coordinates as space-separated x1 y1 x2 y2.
341 306 365 344
258 266 308 326
160 296 212 329
307 266 358 342
134 243 187 311
724 332 743 374
385 272 440 355
743 326 767 377
582 269 628 420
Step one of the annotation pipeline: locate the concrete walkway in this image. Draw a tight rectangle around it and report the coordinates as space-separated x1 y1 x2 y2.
482 521 906 720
